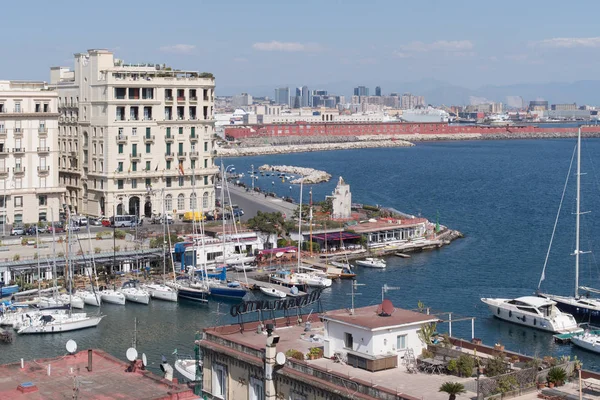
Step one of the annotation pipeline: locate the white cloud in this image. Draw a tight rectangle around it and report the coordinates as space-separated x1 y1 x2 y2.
399 40 474 53
158 44 195 54
252 41 322 52
534 37 600 48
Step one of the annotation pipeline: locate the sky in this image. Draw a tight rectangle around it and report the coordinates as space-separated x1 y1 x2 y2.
2 0 600 97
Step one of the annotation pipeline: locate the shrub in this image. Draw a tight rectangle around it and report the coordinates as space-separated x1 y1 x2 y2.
57 252 64 258
421 348 434 359
493 375 518 394
114 229 126 240
447 359 458 373
486 353 508 377
306 347 323 359
438 382 466 400
543 356 557 367
456 354 475 377
12 254 20 261
94 247 101 254
285 349 304 361
113 245 120 252
547 366 567 385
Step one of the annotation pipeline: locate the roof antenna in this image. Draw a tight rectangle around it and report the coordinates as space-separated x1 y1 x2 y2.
382 283 400 303
347 280 365 315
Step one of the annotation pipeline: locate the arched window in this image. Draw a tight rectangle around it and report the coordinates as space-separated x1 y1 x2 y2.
202 192 209 209
165 194 172 211
190 193 197 210
177 194 185 210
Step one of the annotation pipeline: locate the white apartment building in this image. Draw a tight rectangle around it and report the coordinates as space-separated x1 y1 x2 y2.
0 81 64 225
49 49 218 219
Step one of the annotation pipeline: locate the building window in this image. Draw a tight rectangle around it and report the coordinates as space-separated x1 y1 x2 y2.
249 377 264 400
39 195 47 206
39 212 47 222
178 127 183 135
118 144 123 154
204 159 208 168
396 335 407 350
145 161 151 171
132 127 137 136
118 162 123 172
166 127 171 137
131 179 137 189
14 213 22 224
344 333 353 349
145 178 151 188
166 160 171 170
204 141 208 152
14 196 23 207
212 363 227 399
166 177 172 187
178 176 184 187
202 192 209 209
204 176 208 185
191 160 196 169
177 194 185 209
117 180 124 190
146 143 151 153
165 194 172 211
132 162 137 172
190 193 197 210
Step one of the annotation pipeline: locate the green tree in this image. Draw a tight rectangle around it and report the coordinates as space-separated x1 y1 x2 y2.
317 198 333 214
439 382 466 400
292 204 310 220
247 211 286 237
485 353 508 377
417 322 437 346
150 233 183 248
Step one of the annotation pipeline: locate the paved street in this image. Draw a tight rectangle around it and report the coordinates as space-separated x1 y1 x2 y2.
225 184 298 221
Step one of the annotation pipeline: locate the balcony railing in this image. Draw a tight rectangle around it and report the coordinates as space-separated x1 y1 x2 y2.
13 167 25 174
37 166 50 174
189 96 198 102
0 168 8 177
177 152 187 160
165 152 174 159
144 135 155 143
165 135 174 143
189 151 199 159
189 134 198 142
12 148 25 154
177 96 186 101
165 96 174 102
37 147 50 153
38 127 48 135
0 149 9 156
116 135 128 143
14 128 22 136
130 153 141 160
0 130 6 138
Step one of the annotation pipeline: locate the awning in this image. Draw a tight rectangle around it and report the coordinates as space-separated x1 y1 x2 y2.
311 232 361 241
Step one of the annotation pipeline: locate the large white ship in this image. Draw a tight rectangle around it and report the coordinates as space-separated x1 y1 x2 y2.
402 107 450 123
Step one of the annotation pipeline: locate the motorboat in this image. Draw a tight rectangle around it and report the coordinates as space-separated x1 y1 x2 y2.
355 258 386 269
17 312 104 334
36 295 84 310
570 331 600 354
174 279 209 303
330 262 356 279
294 272 332 288
174 358 203 381
75 290 102 307
260 286 286 298
480 296 583 334
100 289 126 305
395 252 411 258
215 254 256 265
144 283 178 302
0 284 19 298
233 264 256 272
120 281 150 305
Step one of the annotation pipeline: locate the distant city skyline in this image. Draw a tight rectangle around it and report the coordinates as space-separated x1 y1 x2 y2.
2 0 600 104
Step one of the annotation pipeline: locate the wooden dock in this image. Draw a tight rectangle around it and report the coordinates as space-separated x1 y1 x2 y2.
230 272 307 297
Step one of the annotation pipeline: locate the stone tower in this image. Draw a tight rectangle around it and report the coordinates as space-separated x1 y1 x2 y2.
332 177 351 219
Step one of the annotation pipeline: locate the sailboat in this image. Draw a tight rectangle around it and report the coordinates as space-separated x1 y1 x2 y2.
537 127 600 323
18 212 104 334
145 189 178 302
74 223 103 307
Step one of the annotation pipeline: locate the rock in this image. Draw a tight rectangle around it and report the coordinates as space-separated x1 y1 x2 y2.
258 165 331 184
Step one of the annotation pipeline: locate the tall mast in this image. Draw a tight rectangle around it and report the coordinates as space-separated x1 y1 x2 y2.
50 209 58 297
36 225 40 294
297 180 303 271
309 188 313 256
220 162 226 265
575 127 581 298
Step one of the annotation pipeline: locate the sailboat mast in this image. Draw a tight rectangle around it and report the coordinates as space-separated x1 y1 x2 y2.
297 180 303 271
50 209 58 296
36 225 40 294
220 162 226 264
575 127 582 298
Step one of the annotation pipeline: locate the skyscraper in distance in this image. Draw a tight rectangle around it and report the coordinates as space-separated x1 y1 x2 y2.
274 87 290 106
375 86 381 96
353 86 369 97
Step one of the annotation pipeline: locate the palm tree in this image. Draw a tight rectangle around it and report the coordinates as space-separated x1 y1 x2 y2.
439 382 466 400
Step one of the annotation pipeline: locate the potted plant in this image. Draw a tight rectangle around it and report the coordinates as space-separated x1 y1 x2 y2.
438 382 466 400
537 375 546 389
306 347 323 360
547 366 567 387
285 349 304 361
494 343 504 352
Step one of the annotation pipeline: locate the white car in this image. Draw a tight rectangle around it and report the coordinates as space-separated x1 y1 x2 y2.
65 224 81 232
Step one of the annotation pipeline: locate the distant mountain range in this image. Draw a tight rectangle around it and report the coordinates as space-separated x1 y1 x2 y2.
218 79 600 107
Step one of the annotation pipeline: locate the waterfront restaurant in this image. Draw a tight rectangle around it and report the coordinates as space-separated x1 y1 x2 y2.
310 231 362 251
350 217 430 248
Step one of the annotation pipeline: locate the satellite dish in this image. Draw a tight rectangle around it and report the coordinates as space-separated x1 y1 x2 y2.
126 347 138 362
142 353 147 367
275 352 286 366
66 339 77 354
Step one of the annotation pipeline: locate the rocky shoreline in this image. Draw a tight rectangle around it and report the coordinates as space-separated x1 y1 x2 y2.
216 139 413 157
258 164 331 184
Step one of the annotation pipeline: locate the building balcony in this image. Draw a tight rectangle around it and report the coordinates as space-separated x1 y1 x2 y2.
37 166 50 175
13 128 23 137
38 127 48 136
37 147 50 154
165 96 174 103
177 152 187 160
12 148 25 155
189 151 199 159
116 135 128 143
189 134 198 142
165 135 175 143
165 152 174 160
0 149 9 156
13 167 25 175
0 168 8 178
130 153 141 161
144 135 155 143
0 130 6 139
189 96 198 103
177 96 186 102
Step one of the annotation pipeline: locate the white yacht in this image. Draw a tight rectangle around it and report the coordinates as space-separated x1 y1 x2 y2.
36 295 84 310
294 272 332 288
481 296 582 334
215 254 256 265
571 331 600 354
17 312 104 334
75 290 102 307
144 283 178 302
174 358 202 381
120 287 150 305
355 258 386 269
100 289 126 305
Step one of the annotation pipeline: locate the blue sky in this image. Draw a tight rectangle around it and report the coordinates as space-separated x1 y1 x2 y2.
2 0 600 96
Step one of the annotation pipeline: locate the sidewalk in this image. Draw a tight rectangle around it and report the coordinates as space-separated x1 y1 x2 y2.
226 184 298 220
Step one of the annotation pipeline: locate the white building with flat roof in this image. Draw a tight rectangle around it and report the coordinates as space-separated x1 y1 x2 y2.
0 80 65 225
49 49 218 219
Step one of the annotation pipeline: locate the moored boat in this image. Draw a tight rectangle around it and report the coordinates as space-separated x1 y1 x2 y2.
481 296 582 334
100 289 126 305
355 258 386 269
17 312 104 334
259 286 286 298
174 358 203 381
144 283 178 302
570 331 600 354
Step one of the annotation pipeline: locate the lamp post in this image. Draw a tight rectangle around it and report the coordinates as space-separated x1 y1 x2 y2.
251 164 255 192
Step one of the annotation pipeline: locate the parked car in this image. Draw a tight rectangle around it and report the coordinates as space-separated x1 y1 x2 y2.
88 217 102 226
47 224 65 233
10 225 25 236
100 218 111 227
26 226 45 236
65 224 81 232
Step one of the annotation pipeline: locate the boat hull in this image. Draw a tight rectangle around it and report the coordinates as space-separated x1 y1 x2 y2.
178 287 208 303
355 260 386 269
145 285 178 302
17 315 104 334
209 286 247 299
78 291 102 307
174 359 201 381
0 285 19 298
260 287 286 298
123 293 150 305
571 335 600 354
100 291 126 305
540 295 600 324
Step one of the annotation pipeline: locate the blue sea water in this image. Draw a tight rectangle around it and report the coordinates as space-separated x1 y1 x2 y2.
4 139 600 373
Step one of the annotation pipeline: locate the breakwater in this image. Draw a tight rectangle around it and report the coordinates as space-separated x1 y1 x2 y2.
258 164 331 184
216 139 413 157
